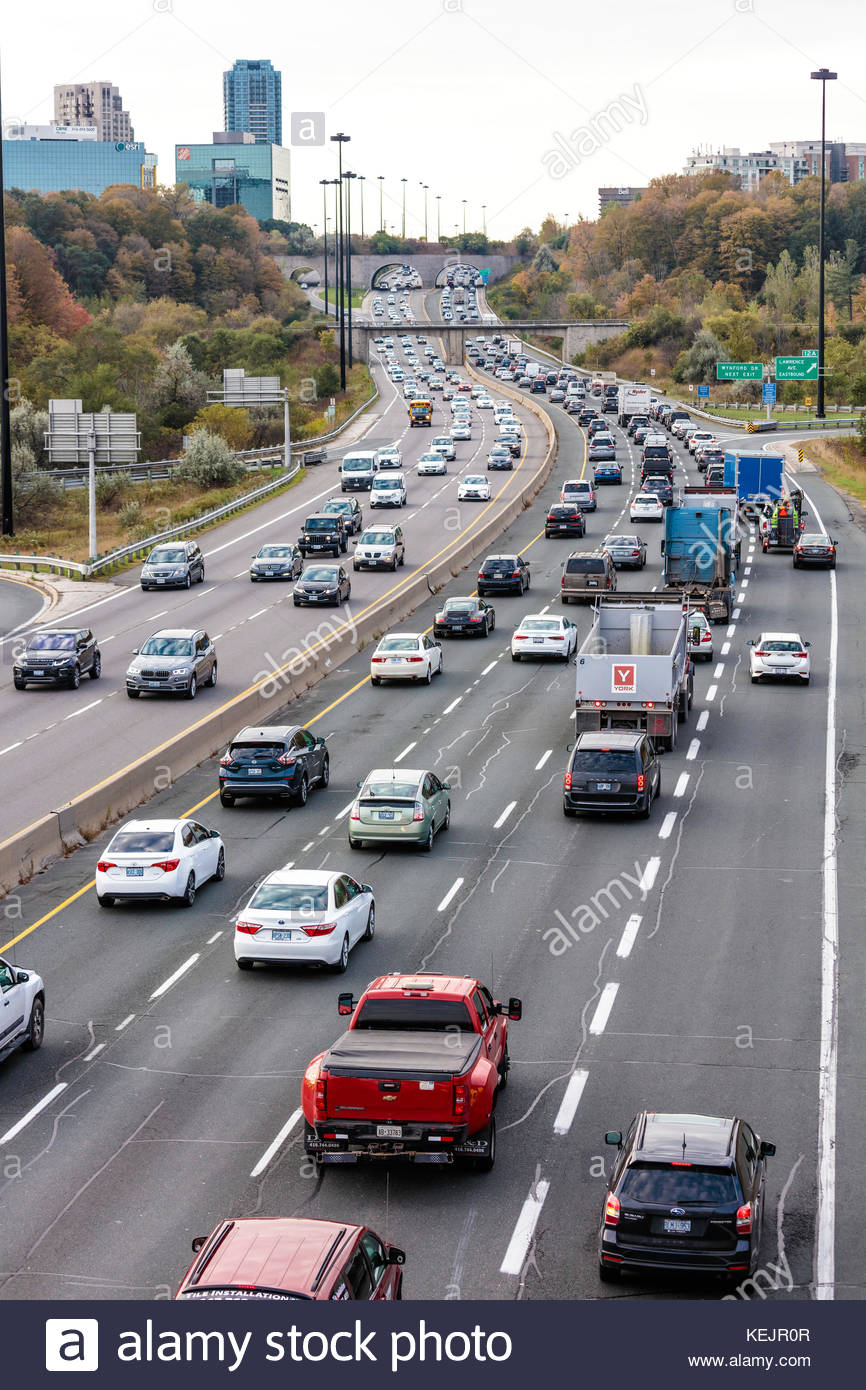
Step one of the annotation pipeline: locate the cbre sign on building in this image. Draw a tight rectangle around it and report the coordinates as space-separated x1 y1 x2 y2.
716 362 762 380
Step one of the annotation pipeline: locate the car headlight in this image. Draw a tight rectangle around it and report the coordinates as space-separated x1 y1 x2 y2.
170 666 190 676
126 667 137 678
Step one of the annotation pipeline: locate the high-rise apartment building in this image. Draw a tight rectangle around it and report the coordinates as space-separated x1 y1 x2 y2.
685 141 861 190
223 59 282 145
53 82 135 142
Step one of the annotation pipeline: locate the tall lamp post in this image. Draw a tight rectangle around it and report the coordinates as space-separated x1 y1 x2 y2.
462 199 467 236
344 170 357 368
377 175 384 232
401 178 408 239
482 203 487 236
811 67 837 420
331 132 350 390
420 183 429 241
436 194 441 242
358 174 365 238
319 178 330 316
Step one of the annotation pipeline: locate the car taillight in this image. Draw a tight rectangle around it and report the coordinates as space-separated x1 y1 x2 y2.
564 772 572 790
514 634 528 640
604 1192 620 1226
795 651 808 659
371 656 385 663
512 570 521 578
407 656 423 662
314 1077 327 1122
413 801 425 821
469 615 483 623
550 635 565 641
636 773 646 792
453 1083 468 1117
276 752 296 767
736 1203 752 1235
632 550 640 557
561 575 566 586
478 571 485 580
236 921 261 935
302 922 337 937
702 632 712 643
219 754 233 766
152 859 180 873
350 802 360 820
96 861 116 873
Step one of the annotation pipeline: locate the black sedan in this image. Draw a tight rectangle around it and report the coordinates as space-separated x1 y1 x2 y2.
545 505 586 539
292 564 352 607
433 596 496 638
793 532 837 569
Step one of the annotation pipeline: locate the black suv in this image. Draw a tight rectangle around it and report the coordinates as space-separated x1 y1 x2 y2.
545 504 586 539
13 627 101 690
598 1111 775 1284
477 553 531 596
219 724 330 807
563 731 660 818
577 407 597 426
298 513 348 558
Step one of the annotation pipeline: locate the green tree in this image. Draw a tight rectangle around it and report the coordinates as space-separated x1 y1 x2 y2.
672 328 728 383
187 403 254 450
177 429 243 487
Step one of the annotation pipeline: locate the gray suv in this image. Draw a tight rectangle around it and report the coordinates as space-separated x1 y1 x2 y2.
353 526 405 572
126 628 217 700
140 540 205 590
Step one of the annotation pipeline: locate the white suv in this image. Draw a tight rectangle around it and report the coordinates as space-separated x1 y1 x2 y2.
353 526 405 571
0 955 45 1060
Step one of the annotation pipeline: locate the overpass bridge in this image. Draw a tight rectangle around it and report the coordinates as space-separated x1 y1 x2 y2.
277 251 522 290
352 319 630 365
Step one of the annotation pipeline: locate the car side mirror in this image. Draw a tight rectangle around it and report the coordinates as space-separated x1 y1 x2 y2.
15 970 30 984
132 648 139 656
746 639 755 647
804 641 811 648
356 780 363 789
759 1141 776 1158
337 992 356 1016
191 1236 208 1253
442 782 451 791
605 1131 623 1147
209 829 220 838
388 1247 406 1266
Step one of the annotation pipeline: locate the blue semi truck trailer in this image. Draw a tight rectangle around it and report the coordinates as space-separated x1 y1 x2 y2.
661 487 740 623
723 450 783 517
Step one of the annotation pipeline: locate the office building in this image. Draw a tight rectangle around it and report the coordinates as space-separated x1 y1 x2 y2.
3 130 156 196
598 186 646 214
223 59 282 145
175 136 290 221
53 82 135 142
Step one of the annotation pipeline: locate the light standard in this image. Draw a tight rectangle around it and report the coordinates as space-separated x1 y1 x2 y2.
344 170 358 367
401 178 408 239
421 183 429 241
436 194 441 242
330 132 350 390
462 199 467 236
811 67 837 420
482 203 487 236
319 178 330 315
377 175 384 232
358 174 365 238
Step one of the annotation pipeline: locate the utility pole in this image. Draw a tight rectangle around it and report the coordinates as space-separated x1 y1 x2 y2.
377 175 384 232
401 178 408 239
344 170 357 368
320 178 330 316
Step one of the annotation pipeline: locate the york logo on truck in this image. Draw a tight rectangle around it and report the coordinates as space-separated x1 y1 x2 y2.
612 663 637 695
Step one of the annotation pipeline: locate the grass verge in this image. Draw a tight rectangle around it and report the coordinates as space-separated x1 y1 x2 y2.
798 437 866 508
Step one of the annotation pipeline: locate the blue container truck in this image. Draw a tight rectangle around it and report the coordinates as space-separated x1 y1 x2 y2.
723 451 783 517
661 487 740 623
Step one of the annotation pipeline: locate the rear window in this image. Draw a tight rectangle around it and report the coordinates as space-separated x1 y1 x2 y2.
353 999 475 1030
571 750 637 773
249 884 329 912
378 638 420 652
760 640 803 652
362 780 418 799
520 620 560 633
107 830 175 854
444 600 475 613
620 1164 739 1205
549 506 578 518
565 558 605 574
643 447 668 458
228 742 285 761
483 559 517 572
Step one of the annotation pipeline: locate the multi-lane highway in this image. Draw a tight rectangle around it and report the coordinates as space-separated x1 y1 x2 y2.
0 296 862 1306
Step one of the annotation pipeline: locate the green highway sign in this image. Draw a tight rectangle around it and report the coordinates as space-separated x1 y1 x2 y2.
716 362 762 380
802 349 819 359
776 355 818 380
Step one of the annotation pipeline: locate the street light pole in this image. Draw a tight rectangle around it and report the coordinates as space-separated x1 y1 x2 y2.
462 199 467 236
0 60 14 535
401 178 408 239
377 175 384 232
344 170 357 368
811 67 837 420
331 132 350 390
482 204 487 236
358 174 365 239
319 178 330 316
436 194 441 242
421 184 429 241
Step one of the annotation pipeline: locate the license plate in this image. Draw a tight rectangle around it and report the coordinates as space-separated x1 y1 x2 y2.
32 669 44 676
596 782 612 791
126 867 144 877
378 810 395 820
587 579 599 586
663 1219 691 1234
533 638 544 644
147 681 163 688
247 768 262 775
376 1124 402 1139
272 931 293 941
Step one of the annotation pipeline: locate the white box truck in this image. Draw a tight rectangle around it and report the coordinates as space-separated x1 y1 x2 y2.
617 384 652 426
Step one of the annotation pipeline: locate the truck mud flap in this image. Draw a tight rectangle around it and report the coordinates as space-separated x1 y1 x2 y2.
574 710 601 733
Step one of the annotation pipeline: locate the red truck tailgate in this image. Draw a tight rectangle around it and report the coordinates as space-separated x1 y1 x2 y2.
321 1030 481 1124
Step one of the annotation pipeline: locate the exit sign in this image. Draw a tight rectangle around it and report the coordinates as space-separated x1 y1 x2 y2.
776 356 818 380
716 362 762 380
802 349 819 359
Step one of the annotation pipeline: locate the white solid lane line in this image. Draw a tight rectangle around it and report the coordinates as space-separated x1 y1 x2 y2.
248 608 269 621
149 953 200 1001
115 1014 134 1031
150 610 168 620
0 1082 68 1146
589 982 619 1035
249 1107 303 1179
437 877 465 912
686 739 700 761
535 749 553 771
696 710 709 731
442 697 462 715
63 699 102 721
500 1178 551 1275
553 1069 589 1136
394 741 417 763
658 812 677 839
0 742 23 757
816 564 840 1299
673 773 690 798
84 1043 105 1062
616 914 642 959
638 857 660 895
494 801 516 830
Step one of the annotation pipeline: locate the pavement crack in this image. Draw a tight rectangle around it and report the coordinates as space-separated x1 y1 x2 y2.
719 653 742 717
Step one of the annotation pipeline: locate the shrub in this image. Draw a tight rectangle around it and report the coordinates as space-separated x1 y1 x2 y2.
118 499 145 534
95 473 129 507
176 429 242 488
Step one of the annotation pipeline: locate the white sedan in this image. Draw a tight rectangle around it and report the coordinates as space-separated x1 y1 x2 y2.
630 493 665 523
418 451 448 475
748 632 811 685
451 421 472 441
370 632 444 684
234 869 374 973
476 396 495 410
377 446 403 469
511 614 579 662
96 818 225 908
431 435 456 461
458 474 491 501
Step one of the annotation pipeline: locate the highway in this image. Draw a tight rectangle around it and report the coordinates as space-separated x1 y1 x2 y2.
1 322 861 1303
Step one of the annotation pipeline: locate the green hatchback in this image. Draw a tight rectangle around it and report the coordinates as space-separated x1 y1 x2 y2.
349 768 451 853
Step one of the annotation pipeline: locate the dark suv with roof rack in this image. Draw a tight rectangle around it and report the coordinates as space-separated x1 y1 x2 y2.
598 1110 775 1284
477 553 530 596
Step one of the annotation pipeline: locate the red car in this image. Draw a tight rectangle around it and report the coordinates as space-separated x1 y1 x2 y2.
176 1217 405 1301
302 974 523 1173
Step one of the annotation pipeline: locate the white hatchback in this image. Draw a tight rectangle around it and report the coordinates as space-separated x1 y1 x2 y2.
370 474 407 508
371 632 444 684
511 614 579 662
630 493 665 523
234 869 374 973
96 818 225 908
748 632 811 684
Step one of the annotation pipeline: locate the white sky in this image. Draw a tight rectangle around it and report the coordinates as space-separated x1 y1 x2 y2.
3 0 864 238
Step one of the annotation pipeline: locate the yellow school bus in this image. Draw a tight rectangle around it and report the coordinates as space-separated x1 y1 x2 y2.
408 399 433 426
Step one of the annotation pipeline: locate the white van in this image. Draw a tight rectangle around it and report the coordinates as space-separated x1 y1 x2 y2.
340 451 379 493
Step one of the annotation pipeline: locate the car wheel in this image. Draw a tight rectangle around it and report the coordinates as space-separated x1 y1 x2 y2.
497 1048 510 1091
512 651 521 661
420 822 434 852
332 934 350 974
186 675 197 700
442 801 451 831
638 792 653 819
424 664 433 684
127 689 140 699
69 665 81 690
293 598 301 607
13 679 26 691
214 848 225 882
294 774 309 807
184 573 191 589
371 676 381 686
363 904 375 941
89 653 102 680
179 873 196 908
320 756 330 788
353 562 360 572
751 673 760 684
250 575 258 582
23 998 44 1051
390 556 398 571
598 1262 620 1285
236 959 254 971
97 894 114 908
207 661 217 688
219 790 234 807
198 566 205 583
399 551 405 566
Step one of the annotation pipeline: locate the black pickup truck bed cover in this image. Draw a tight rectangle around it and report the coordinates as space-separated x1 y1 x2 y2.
322 1029 481 1080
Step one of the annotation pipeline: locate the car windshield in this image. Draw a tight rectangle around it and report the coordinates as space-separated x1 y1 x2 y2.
305 518 334 530
257 546 293 558
107 829 176 854
372 478 397 488
620 1164 738 1205
353 999 476 1030
760 640 803 652
343 459 371 471
571 750 637 772
302 568 338 582
463 477 484 486
379 637 420 652
361 532 395 544
362 780 419 799
28 632 75 650
148 548 186 564
249 884 329 912
520 620 561 633
139 637 194 657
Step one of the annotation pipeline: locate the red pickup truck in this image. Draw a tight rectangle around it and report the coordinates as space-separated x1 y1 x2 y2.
302 973 523 1173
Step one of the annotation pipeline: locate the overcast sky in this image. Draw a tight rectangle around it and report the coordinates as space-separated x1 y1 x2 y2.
3 0 864 238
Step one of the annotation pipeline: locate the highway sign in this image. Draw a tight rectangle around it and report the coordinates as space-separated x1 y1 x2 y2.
697 384 710 398
776 356 818 380
716 362 762 380
802 349 819 359
805 396 813 407
762 382 777 404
